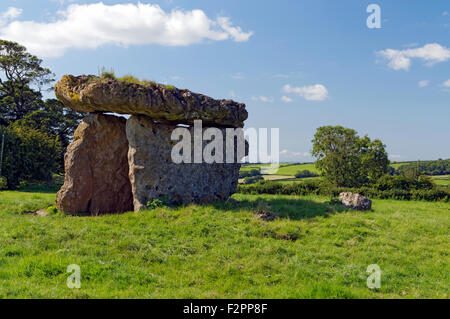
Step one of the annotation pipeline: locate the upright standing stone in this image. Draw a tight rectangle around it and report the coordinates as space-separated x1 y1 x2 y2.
126 115 245 211
56 114 133 215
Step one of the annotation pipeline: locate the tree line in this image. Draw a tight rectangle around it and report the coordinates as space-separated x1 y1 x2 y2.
0 40 85 189
394 159 450 177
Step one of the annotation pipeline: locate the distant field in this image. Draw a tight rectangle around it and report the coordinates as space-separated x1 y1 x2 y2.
432 175 450 186
241 163 319 176
241 162 417 177
262 175 295 181
390 162 412 169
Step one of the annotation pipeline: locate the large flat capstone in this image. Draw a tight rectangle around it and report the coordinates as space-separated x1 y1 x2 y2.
55 75 247 128
56 114 133 215
126 115 245 211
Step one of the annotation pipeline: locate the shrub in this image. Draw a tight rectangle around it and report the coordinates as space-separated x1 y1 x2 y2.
146 199 165 210
0 176 7 190
239 168 261 178
374 175 435 191
0 124 61 189
416 175 435 190
294 170 319 178
237 180 449 202
243 175 264 185
411 189 449 202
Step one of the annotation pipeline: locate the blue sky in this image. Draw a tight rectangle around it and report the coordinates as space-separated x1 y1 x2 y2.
1 0 449 162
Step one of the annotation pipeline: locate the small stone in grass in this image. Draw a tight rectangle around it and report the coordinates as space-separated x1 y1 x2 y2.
34 209 49 216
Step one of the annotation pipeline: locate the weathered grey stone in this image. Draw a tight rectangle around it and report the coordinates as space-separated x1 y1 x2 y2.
339 192 372 211
55 75 247 127
126 115 245 211
56 114 133 215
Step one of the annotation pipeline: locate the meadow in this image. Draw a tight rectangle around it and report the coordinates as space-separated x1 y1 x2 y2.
0 188 448 298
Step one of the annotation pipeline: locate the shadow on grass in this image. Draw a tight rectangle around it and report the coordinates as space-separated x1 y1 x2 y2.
212 196 351 221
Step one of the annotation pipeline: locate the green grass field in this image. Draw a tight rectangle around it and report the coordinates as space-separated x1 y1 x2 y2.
0 189 448 298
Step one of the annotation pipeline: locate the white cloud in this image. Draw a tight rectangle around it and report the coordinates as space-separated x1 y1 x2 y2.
281 96 292 103
442 79 450 88
377 43 450 71
389 154 401 160
283 84 328 101
443 11 449 16
252 96 273 103
217 17 253 42
418 80 430 88
0 7 22 26
0 3 253 58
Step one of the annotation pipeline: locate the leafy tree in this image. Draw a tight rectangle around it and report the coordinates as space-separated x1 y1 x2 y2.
0 40 54 122
312 126 390 187
294 170 319 178
0 124 61 188
359 137 389 183
0 40 86 181
312 126 362 187
0 82 45 124
14 99 86 172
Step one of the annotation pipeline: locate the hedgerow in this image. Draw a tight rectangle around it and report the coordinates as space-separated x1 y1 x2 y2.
237 180 449 202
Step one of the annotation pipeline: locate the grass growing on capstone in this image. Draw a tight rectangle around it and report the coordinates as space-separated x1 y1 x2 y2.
0 189 448 298
96 68 170 89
